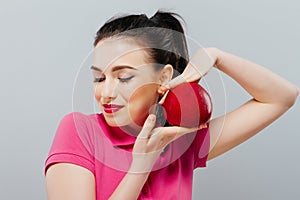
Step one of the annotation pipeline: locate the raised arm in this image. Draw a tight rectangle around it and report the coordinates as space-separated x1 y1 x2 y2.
206 48 299 160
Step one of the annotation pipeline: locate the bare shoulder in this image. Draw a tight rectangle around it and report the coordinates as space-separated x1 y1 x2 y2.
46 163 96 200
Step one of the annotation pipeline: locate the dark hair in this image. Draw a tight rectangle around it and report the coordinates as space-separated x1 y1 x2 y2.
94 10 189 128
93 10 189 76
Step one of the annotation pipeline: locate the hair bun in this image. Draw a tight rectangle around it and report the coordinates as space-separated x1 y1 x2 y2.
150 10 185 33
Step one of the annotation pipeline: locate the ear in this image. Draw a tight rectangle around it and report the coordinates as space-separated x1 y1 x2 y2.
158 64 173 94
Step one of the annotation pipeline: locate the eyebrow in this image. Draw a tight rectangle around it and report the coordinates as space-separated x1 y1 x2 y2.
90 65 138 72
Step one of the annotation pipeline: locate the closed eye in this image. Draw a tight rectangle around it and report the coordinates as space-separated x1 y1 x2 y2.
118 76 134 83
93 77 105 82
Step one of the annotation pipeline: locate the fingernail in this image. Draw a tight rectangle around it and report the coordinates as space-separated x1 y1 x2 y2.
149 114 155 121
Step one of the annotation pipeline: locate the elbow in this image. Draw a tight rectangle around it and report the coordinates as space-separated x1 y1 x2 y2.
285 86 299 108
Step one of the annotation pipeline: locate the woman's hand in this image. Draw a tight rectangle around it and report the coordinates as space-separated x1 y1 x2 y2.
158 48 217 103
130 114 207 173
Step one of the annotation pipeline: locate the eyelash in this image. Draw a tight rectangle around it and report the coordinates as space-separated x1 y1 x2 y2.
119 76 134 83
93 76 134 83
93 77 105 82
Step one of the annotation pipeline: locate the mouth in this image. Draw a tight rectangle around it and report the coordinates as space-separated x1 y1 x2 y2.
102 104 125 114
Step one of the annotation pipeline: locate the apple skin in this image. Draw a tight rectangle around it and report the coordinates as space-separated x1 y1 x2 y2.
161 82 212 127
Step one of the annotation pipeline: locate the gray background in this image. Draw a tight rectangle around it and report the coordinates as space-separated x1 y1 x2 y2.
0 0 299 199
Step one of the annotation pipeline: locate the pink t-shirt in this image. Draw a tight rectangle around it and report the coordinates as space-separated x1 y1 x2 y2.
45 112 210 200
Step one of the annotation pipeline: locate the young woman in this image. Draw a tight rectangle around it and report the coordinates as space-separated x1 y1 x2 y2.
45 11 299 200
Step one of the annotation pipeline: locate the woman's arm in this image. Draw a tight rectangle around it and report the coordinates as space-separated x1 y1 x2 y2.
206 48 299 160
46 161 151 200
46 163 96 200
108 170 150 200
109 115 202 199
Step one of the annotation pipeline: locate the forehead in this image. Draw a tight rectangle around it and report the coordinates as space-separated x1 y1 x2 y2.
93 38 150 72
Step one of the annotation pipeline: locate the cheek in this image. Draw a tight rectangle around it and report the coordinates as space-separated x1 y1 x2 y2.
93 84 101 102
128 83 159 124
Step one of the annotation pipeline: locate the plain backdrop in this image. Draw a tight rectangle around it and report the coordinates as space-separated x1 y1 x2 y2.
0 0 299 199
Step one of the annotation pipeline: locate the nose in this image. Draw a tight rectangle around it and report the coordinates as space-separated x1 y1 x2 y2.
99 78 117 102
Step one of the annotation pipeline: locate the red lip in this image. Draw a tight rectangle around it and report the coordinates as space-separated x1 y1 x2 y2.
102 104 124 113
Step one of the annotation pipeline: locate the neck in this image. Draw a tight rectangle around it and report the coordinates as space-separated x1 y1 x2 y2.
121 123 143 137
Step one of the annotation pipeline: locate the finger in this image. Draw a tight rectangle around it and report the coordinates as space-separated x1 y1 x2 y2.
160 126 199 141
158 84 170 94
198 123 208 129
167 74 186 89
158 90 169 105
158 74 187 95
137 114 156 140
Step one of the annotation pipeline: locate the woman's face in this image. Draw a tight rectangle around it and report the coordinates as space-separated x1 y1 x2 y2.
92 37 165 133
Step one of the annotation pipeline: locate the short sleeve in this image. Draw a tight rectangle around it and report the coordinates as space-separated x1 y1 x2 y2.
44 112 95 175
193 123 210 169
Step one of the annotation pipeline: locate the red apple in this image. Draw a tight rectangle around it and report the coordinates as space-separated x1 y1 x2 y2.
162 82 212 127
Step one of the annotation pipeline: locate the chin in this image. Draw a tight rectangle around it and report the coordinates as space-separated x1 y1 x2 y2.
102 107 148 128
106 121 120 127
104 117 127 127
102 113 131 127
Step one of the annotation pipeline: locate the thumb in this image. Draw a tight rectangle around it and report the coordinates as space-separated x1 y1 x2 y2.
137 114 156 139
